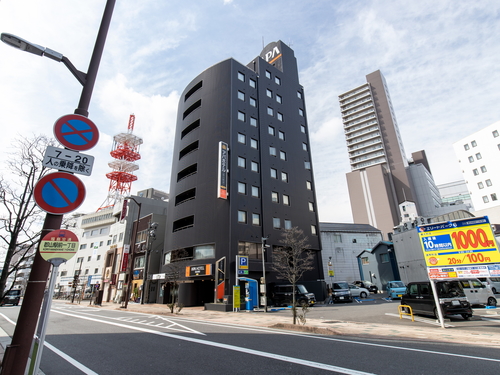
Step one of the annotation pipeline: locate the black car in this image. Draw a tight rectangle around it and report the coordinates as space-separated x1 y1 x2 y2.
332 281 353 303
353 280 378 293
271 284 316 307
401 280 472 320
1 289 21 306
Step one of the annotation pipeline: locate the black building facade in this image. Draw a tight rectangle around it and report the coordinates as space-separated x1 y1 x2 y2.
162 41 324 307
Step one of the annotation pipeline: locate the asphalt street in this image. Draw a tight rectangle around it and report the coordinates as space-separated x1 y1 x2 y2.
0 298 499 374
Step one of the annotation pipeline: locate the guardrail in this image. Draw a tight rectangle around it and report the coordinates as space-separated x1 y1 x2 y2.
398 304 414 322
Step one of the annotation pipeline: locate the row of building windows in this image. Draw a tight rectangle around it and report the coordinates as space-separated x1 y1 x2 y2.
482 193 498 203
82 226 110 238
238 181 312 200
237 208 317 235
472 166 487 175
76 255 101 262
478 179 493 189
59 267 100 277
463 130 500 151
468 153 482 162
81 213 113 226
238 68 303 102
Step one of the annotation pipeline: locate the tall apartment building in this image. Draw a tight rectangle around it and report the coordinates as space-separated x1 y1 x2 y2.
163 41 324 307
453 121 500 214
339 70 413 238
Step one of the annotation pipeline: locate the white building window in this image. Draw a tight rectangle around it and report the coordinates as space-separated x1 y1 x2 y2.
283 194 290 206
252 213 261 226
238 211 247 223
238 133 246 144
273 217 281 228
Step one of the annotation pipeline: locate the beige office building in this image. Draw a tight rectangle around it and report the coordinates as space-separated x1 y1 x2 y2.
339 70 413 238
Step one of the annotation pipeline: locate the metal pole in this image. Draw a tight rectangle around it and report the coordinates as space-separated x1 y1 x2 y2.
141 246 149 305
0 2 115 373
27 260 63 375
74 0 116 117
71 259 83 303
261 237 268 313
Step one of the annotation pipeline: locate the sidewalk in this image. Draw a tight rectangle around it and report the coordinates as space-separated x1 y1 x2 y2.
88 301 500 348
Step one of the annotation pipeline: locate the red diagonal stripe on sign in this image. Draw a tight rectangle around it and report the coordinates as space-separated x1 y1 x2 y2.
49 180 72 206
63 121 92 142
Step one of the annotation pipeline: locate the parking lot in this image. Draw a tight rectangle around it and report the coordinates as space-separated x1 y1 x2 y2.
269 292 500 332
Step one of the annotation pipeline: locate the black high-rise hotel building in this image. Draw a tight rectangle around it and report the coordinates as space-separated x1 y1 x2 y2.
162 41 324 306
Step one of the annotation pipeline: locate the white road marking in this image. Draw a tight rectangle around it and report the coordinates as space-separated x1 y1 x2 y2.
52 310 375 375
163 316 500 364
0 313 98 375
50 307 206 335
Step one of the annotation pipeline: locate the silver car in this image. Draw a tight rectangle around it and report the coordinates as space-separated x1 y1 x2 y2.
348 284 370 298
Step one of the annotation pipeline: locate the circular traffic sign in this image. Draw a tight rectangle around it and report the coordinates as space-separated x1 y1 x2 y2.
40 229 79 263
34 172 86 215
53 114 99 151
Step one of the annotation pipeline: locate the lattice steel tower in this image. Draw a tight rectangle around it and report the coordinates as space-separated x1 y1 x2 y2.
99 114 143 210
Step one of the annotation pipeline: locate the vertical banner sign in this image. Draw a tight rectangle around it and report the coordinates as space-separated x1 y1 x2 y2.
121 244 130 273
233 285 241 311
120 199 128 221
417 216 500 278
215 257 226 300
217 141 228 199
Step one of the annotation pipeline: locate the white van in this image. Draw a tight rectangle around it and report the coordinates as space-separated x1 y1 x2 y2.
458 278 497 307
477 277 500 294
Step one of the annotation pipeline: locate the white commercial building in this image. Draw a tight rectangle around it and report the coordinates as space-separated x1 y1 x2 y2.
453 121 500 213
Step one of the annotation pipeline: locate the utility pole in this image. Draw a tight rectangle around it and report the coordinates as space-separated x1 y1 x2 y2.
0 2 115 373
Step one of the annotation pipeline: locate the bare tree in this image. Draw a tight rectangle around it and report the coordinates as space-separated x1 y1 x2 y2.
0 135 54 300
164 248 189 313
272 227 315 324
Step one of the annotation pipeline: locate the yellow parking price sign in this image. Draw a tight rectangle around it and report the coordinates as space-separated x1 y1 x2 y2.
417 217 500 267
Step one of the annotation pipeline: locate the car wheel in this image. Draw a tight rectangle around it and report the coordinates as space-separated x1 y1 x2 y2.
487 297 497 307
298 299 307 306
360 292 367 298
462 314 470 320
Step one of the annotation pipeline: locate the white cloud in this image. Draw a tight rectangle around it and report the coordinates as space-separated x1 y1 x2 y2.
1 0 499 226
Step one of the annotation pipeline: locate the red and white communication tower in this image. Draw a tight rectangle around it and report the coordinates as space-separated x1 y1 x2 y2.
99 114 143 210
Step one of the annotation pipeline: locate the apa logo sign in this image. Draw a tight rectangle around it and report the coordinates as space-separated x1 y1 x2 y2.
264 46 281 62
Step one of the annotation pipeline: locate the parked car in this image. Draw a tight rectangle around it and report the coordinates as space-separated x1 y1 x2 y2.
0 289 21 306
353 280 378 293
401 280 472 320
455 278 497 307
348 284 370 298
271 284 316 307
477 277 500 294
386 281 406 299
332 281 353 303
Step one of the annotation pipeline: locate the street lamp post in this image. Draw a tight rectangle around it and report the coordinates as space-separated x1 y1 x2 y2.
0 2 115 374
122 197 141 309
261 236 270 312
141 222 157 305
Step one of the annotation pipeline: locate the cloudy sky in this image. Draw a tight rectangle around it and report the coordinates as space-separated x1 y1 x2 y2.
0 0 499 223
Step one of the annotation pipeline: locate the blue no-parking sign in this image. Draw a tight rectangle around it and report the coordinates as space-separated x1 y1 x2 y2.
34 172 86 215
53 114 99 151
